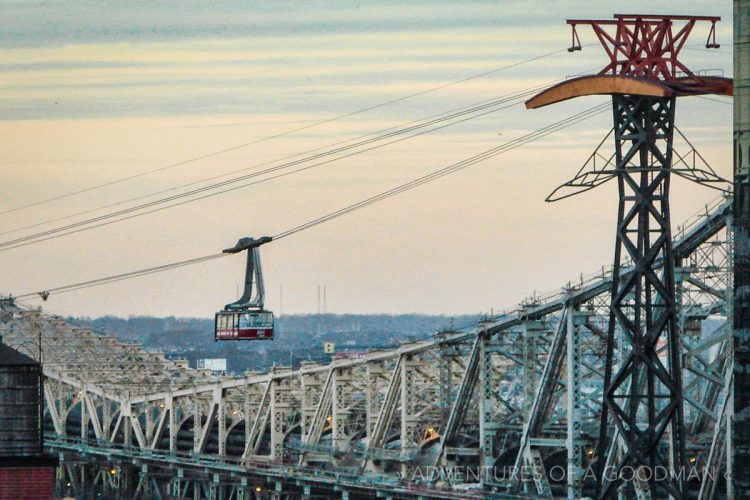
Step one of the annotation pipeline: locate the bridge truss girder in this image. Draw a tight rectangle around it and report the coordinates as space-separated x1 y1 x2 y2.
0 196 734 498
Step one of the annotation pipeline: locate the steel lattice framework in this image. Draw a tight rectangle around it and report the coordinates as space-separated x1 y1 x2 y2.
0 15 737 499
567 14 721 83
0 195 734 499
525 13 733 499
597 94 686 498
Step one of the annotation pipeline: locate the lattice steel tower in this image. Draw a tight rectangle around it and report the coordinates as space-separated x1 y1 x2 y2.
526 14 732 499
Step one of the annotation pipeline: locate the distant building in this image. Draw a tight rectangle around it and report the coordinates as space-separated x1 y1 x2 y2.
0 336 57 500
197 358 227 375
333 351 365 360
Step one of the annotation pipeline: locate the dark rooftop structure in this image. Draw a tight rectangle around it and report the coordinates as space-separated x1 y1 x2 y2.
0 340 37 366
0 335 42 457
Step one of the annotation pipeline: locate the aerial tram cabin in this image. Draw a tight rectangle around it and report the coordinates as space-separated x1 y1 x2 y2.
215 236 275 341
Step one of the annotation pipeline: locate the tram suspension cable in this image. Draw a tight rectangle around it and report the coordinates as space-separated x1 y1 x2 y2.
0 48 567 218
0 81 557 239
273 103 609 240
13 101 609 301
0 86 546 252
16 253 228 299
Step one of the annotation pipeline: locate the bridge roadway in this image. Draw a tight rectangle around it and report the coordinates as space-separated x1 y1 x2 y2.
0 196 733 499
46 434 491 499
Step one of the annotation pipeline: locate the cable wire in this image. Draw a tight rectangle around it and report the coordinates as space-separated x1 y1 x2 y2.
0 81 559 239
14 102 608 300
696 95 733 105
15 253 227 300
0 48 567 218
273 103 609 240
0 88 545 252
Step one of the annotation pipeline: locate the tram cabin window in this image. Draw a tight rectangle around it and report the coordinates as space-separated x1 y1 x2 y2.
215 310 274 340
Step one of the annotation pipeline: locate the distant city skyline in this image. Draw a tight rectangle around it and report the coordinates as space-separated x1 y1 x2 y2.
0 1 734 318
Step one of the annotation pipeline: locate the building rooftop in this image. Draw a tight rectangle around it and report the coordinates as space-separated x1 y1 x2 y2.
0 337 38 367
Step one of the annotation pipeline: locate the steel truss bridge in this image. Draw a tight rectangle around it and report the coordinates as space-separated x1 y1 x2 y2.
0 195 733 499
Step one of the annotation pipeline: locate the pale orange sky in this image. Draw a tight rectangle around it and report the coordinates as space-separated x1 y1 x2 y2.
0 1 734 318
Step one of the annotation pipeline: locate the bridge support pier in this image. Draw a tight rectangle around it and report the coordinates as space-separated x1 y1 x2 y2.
566 303 585 499
522 317 543 419
479 332 495 475
400 354 418 479
332 367 352 453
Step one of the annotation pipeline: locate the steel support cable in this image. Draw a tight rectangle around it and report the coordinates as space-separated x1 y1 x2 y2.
273 103 610 240
0 92 542 252
14 253 227 300
0 48 567 218
697 95 733 105
0 81 561 239
0 86 547 245
13 102 608 300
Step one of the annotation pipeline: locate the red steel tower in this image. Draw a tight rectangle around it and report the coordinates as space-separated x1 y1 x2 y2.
526 14 731 499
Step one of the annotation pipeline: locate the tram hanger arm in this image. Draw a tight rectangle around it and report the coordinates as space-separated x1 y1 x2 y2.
222 236 272 254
